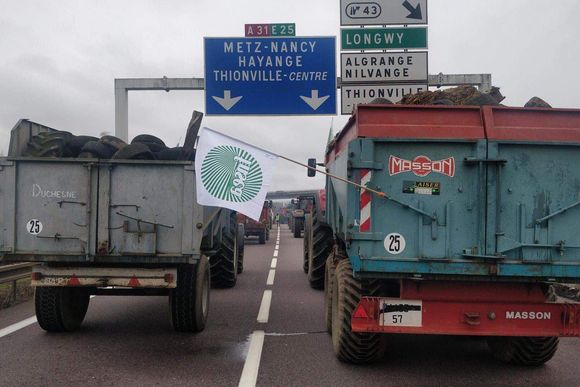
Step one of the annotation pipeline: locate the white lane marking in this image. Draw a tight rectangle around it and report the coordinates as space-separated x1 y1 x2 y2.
0 316 37 339
275 244 279 249
257 290 272 323
266 269 276 286
0 294 97 339
270 258 277 268
238 330 265 387
273 250 279 257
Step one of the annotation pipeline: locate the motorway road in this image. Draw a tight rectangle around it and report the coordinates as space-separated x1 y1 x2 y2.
1 226 579 386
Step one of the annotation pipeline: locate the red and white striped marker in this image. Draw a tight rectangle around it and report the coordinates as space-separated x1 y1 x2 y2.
360 169 371 232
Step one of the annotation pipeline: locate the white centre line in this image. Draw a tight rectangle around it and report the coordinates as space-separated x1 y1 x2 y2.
0 316 36 339
273 250 279 257
266 269 276 285
0 295 98 339
270 258 277 268
257 290 272 323
238 330 265 387
275 244 279 249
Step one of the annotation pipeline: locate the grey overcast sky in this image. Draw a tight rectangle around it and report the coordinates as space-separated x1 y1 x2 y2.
1 0 579 190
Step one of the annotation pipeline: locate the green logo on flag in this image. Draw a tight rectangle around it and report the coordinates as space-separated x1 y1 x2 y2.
200 145 263 202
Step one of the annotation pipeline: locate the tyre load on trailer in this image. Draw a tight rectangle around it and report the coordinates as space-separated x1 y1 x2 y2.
331 259 386 363
237 223 245 274
112 143 156 160
131 134 167 153
487 336 559 366
303 214 312 273
35 287 91 332
307 209 333 290
170 256 210 332
324 253 337 333
210 212 238 288
23 131 75 158
80 141 117 159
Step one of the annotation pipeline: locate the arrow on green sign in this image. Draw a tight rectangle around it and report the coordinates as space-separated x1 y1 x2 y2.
341 27 427 50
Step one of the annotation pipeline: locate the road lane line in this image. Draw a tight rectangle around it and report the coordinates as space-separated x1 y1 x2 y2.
270 258 277 268
266 269 276 285
273 250 279 257
0 316 36 339
238 330 265 387
275 243 279 249
257 290 272 323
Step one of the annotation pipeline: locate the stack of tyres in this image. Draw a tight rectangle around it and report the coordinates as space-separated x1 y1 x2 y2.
22 131 194 161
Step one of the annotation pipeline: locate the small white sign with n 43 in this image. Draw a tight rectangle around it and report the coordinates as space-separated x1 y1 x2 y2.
379 299 422 327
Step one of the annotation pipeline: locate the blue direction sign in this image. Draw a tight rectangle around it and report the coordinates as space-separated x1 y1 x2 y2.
204 37 336 115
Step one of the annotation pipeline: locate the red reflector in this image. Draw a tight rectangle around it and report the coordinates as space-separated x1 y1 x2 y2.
353 303 370 319
128 276 141 287
67 275 81 286
31 272 42 281
164 273 174 284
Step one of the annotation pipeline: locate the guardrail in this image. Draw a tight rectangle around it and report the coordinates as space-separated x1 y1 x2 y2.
0 263 35 303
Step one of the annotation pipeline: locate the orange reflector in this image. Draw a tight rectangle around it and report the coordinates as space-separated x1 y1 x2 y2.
31 272 42 281
67 275 81 286
128 276 141 287
353 303 369 319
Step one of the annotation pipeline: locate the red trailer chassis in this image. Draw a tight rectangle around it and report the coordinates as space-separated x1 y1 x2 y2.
352 281 580 337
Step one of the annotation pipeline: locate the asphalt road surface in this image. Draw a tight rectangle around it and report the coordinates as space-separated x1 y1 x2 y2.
1 226 579 386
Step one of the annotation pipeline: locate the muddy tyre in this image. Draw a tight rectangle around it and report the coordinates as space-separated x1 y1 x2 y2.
324 253 336 333
237 223 245 274
487 336 559 366
331 259 385 364
35 287 90 332
24 131 74 158
170 257 210 332
303 214 311 273
210 214 238 288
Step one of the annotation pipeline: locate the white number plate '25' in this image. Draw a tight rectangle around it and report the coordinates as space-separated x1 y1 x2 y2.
379 299 422 327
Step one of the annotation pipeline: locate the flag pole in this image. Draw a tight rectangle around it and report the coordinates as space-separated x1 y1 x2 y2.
198 126 387 199
273 153 387 198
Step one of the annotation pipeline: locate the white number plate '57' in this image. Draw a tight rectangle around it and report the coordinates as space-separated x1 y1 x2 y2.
379 299 423 327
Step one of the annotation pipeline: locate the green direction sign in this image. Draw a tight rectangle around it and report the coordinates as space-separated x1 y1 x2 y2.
341 27 427 50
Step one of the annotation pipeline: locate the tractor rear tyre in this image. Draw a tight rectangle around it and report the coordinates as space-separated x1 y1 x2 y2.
293 218 303 238
324 253 336 333
210 214 238 288
331 259 385 364
170 257 210 332
237 223 245 274
487 336 559 366
303 214 311 273
35 287 90 332
258 229 266 245
308 223 333 290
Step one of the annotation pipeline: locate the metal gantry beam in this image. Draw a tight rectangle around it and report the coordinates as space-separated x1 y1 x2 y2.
114 77 204 141
114 73 492 140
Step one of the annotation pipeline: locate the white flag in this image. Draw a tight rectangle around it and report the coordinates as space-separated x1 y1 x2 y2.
195 127 278 221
